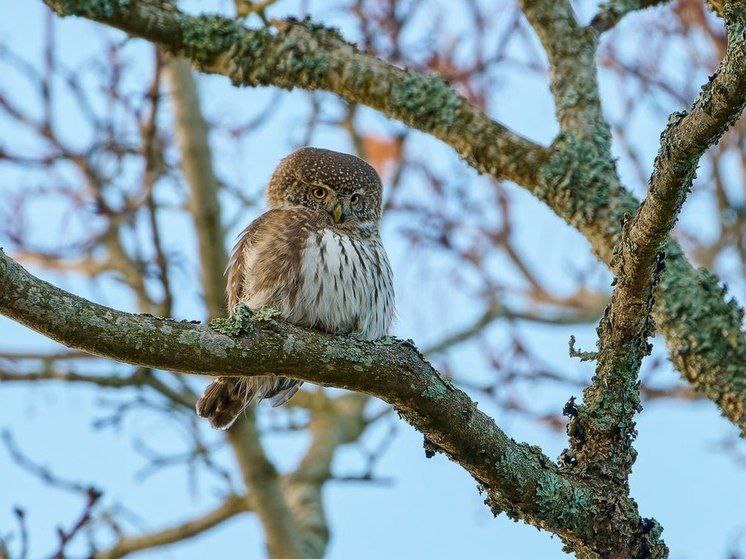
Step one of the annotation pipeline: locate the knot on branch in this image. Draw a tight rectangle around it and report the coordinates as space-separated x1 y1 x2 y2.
560 397 583 469
562 396 579 418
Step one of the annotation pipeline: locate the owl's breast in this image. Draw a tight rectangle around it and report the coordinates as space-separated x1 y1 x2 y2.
290 228 394 340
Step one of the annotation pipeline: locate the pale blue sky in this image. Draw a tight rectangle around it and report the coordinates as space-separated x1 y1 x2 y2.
0 1 743 558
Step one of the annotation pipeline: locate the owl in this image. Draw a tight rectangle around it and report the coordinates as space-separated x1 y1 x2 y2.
196 147 395 429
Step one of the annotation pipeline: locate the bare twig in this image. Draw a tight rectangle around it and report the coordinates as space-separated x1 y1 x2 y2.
95 495 252 559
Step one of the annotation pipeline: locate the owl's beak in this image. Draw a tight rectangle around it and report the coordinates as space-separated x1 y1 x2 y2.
331 202 344 224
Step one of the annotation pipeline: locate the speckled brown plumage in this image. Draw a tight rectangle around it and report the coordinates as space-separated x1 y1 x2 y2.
196 147 395 429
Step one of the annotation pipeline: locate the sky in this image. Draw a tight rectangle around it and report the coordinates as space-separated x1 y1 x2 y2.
0 1 744 558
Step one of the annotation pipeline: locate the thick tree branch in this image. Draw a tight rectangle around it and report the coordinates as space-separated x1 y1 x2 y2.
38 0 746 433
42 0 547 188
504 0 746 435
565 8 746 532
0 249 664 556
627 11 746 292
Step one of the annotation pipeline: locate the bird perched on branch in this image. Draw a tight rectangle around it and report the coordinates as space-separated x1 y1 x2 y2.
196 147 395 429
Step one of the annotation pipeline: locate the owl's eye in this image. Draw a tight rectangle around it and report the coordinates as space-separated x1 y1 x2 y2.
350 193 361 206
312 187 327 200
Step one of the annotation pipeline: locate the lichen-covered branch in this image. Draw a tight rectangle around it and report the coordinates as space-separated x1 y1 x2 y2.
518 0 610 143
629 11 745 289
40 0 746 432
560 16 745 556
520 0 745 432
629 8 746 430
0 248 664 556
41 0 547 187
571 0 746 476
517 0 746 433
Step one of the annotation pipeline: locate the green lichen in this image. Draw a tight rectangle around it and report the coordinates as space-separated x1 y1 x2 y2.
208 304 254 337
535 471 590 534
538 132 615 228
176 329 235 358
422 382 446 399
288 16 354 50
223 22 333 91
282 333 306 355
322 343 374 367
252 306 281 321
655 254 746 430
389 71 462 130
180 14 244 67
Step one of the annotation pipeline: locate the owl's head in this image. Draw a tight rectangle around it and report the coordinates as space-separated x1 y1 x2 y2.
266 147 383 229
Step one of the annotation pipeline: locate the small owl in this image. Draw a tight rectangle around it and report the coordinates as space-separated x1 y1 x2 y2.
196 147 395 429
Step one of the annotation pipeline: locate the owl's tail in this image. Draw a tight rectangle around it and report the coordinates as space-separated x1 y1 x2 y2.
196 377 303 429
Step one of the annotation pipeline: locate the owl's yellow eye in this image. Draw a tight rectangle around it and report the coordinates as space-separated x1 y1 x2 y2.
350 193 361 206
312 187 327 199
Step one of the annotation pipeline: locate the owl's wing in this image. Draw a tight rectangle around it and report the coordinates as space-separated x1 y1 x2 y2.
199 208 311 427
226 210 274 312
226 208 313 313
226 214 262 312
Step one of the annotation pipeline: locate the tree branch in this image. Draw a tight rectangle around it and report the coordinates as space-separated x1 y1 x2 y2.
95 494 252 559
630 12 746 279
0 248 664 556
518 0 610 143
590 0 672 34
42 0 547 187
562 16 745 555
